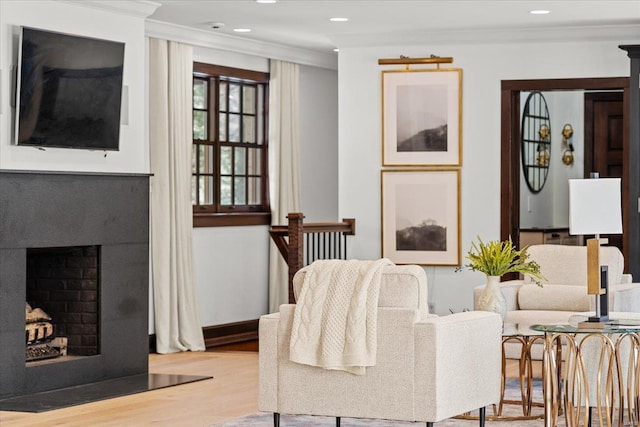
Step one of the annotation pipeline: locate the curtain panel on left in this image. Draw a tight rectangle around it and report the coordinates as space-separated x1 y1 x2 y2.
148 38 205 353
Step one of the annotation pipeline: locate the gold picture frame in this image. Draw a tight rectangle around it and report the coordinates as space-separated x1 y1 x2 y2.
381 169 460 265
381 68 462 166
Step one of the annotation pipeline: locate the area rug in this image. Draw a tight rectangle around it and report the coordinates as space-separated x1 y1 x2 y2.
212 411 547 426
213 380 557 426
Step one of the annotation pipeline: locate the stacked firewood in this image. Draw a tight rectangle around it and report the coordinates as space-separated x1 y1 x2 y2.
25 303 61 361
25 303 54 345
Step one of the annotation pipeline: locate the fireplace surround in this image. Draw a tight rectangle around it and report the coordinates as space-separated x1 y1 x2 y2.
0 170 150 399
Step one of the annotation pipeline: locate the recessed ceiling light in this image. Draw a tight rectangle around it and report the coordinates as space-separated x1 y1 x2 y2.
233 28 252 33
329 17 349 22
333 48 339 52
530 9 551 15
256 0 277 3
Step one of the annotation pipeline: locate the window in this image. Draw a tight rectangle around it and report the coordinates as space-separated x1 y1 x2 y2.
192 63 270 227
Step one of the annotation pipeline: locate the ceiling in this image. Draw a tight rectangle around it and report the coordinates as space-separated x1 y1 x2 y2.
148 1 640 53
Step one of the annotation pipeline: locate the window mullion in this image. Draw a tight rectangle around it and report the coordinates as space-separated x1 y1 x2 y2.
192 62 270 223
230 144 235 208
239 83 244 144
195 143 200 206
261 85 269 210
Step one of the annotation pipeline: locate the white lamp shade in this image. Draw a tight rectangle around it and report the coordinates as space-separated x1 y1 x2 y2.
569 178 622 235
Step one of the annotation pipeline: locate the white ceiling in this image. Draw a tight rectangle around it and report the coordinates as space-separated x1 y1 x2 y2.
148 0 640 53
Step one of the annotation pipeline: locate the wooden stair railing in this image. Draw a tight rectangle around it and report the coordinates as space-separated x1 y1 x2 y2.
269 213 356 303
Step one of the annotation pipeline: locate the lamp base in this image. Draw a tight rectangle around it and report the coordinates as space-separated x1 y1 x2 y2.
587 314 609 323
578 320 610 329
578 314 610 329
578 266 609 329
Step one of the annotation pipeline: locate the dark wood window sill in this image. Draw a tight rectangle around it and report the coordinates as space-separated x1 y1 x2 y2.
193 212 271 227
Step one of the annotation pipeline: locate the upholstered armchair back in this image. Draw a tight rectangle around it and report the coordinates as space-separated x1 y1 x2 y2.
260 263 502 425
293 264 429 318
523 244 625 286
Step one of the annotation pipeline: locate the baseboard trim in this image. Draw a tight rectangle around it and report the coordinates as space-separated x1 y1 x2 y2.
203 319 259 348
149 319 259 352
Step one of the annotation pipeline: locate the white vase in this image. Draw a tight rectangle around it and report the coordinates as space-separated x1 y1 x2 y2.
476 275 507 321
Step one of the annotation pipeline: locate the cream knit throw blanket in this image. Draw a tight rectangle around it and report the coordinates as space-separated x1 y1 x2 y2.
289 258 393 375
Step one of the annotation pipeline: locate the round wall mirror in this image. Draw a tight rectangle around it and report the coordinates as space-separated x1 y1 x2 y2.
521 91 551 193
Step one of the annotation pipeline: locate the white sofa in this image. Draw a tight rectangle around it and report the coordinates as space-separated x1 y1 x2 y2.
474 244 640 358
259 264 502 427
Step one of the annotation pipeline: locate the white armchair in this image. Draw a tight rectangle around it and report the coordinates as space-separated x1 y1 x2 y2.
475 244 640 323
474 244 640 358
260 264 502 427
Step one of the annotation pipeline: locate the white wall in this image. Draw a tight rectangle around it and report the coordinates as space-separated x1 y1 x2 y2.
188 46 339 328
188 46 269 327
548 92 586 227
192 226 270 325
0 2 339 332
0 1 151 174
520 91 585 229
338 40 633 315
299 65 339 222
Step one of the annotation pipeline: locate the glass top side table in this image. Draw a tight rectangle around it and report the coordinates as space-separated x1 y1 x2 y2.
530 320 640 427
531 320 640 335
500 323 545 420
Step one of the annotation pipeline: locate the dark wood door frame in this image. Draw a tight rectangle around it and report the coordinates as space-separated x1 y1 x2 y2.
500 77 630 271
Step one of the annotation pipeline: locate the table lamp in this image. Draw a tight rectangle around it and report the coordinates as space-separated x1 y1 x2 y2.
568 174 622 324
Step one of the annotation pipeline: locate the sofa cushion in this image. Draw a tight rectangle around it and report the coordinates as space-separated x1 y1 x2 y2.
505 309 580 325
523 245 624 286
293 264 429 318
517 284 591 312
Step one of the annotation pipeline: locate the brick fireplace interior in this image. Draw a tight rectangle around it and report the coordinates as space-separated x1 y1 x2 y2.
26 245 100 358
0 171 150 399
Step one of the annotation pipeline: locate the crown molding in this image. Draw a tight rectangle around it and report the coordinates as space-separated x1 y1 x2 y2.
145 20 338 71
59 1 161 19
332 23 640 48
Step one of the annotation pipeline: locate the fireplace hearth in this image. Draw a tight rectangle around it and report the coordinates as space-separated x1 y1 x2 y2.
0 171 150 400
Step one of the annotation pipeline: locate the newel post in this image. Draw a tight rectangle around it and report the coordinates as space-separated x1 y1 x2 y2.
287 213 305 303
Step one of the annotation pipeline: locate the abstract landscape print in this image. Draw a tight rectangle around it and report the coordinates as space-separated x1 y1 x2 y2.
381 68 462 167
381 169 460 266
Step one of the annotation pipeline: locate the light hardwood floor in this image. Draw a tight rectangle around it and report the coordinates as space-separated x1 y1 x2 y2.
0 351 259 427
0 351 535 427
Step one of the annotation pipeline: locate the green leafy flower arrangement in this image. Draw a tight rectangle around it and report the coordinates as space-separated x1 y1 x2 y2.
459 236 546 286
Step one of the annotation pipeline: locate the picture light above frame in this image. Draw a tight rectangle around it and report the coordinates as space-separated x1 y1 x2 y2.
379 55 462 167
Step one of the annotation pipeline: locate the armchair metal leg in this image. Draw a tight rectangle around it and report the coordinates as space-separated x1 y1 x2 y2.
273 412 280 427
336 416 340 426
479 406 485 427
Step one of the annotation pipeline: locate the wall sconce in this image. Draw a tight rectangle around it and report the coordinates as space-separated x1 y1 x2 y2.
536 124 551 166
561 123 575 166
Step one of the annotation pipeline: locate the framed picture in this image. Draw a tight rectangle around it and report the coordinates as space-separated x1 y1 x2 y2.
381 68 462 166
381 169 460 265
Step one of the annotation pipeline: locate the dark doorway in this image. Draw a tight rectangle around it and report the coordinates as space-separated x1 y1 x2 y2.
585 92 625 253
500 77 630 273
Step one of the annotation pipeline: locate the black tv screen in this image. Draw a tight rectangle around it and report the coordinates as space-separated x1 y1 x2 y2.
15 27 125 150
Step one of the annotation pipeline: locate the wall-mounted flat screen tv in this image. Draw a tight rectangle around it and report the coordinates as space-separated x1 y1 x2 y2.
14 27 125 150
